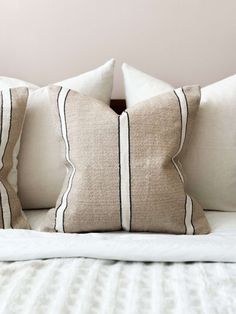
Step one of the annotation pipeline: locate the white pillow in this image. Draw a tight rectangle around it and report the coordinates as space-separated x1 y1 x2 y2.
122 63 173 108
122 63 236 211
0 77 38 90
0 59 115 209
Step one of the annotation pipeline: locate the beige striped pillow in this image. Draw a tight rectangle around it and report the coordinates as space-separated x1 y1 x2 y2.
0 88 30 229
42 85 209 234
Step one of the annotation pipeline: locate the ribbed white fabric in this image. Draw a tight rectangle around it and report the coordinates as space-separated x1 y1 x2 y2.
119 112 131 231
173 88 194 235
55 88 75 233
0 258 235 314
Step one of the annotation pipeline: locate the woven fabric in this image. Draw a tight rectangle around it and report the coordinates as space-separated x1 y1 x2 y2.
42 86 209 234
0 88 29 229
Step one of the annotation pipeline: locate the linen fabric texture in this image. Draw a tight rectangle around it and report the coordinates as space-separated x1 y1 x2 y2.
0 59 115 209
42 85 209 234
0 87 30 229
122 63 236 212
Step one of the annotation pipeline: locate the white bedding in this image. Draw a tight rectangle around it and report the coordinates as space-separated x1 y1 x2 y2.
1 210 236 314
0 210 235 262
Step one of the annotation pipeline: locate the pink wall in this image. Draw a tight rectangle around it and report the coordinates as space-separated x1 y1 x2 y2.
0 0 235 98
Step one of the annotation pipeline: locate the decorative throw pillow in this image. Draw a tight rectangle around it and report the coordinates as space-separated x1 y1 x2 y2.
0 87 30 229
0 59 115 209
122 63 236 211
122 63 173 108
42 85 209 234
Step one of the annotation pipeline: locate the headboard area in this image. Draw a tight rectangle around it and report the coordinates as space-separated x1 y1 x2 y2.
0 0 235 99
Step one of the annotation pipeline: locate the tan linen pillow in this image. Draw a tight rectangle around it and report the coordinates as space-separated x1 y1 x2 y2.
123 64 236 212
0 88 30 229
42 86 209 234
0 59 115 209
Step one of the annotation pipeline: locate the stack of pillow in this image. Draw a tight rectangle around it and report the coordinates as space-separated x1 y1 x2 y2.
0 59 235 234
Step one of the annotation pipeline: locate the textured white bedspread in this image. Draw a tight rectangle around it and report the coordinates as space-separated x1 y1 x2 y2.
0 258 236 314
0 211 236 313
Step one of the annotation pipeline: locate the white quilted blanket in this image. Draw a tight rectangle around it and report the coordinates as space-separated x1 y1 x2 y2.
0 258 235 314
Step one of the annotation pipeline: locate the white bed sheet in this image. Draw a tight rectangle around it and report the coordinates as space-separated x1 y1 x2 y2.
1 211 235 314
0 210 235 262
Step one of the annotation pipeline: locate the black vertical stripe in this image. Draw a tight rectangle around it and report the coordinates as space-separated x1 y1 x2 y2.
173 89 187 234
173 90 183 161
184 196 187 234
62 88 73 233
1 182 13 228
126 112 132 231
1 89 12 169
190 199 195 235
182 88 195 235
54 87 63 232
54 87 73 232
182 88 189 139
0 191 4 229
118 115 122 230
7 90 13 228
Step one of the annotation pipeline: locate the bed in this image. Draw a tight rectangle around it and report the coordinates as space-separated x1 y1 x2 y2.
0 209 236 313
0 1 235 312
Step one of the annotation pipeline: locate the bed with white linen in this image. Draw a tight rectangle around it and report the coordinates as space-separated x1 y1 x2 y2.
0 210 236 314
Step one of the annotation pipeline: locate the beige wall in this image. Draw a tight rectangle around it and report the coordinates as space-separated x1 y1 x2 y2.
0 0 235 98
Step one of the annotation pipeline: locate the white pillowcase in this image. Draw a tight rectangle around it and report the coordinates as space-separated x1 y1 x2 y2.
122 63 173 108
122 63 236 211
0 59 115 209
